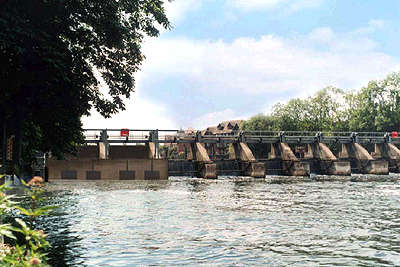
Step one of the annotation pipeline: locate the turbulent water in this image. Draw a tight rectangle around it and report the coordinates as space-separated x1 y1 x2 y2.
39 176 400 267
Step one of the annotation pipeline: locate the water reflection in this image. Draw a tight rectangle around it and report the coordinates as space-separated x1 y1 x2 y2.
39 177 400 266
39 191 86 267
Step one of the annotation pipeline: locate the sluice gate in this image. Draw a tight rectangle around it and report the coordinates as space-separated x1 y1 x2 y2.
48 129 400 180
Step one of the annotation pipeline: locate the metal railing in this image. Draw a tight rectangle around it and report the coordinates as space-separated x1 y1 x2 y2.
83 129 399 145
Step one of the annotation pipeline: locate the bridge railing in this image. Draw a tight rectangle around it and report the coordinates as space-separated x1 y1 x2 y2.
241 131 280 136
84 129 180 144
83 129 399 145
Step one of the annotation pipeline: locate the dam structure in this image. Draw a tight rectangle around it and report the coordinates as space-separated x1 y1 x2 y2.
47 129 400 180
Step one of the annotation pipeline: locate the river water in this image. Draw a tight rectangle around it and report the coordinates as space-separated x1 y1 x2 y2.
39 176 400 266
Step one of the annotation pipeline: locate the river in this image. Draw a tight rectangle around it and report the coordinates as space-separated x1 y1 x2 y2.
39 176 400 266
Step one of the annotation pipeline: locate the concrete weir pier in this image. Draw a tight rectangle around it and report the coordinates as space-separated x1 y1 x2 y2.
232 142 265 178
269 143 309 176
190 142 217 179
372 143 400 173
304 143 351 175
339 143 388 175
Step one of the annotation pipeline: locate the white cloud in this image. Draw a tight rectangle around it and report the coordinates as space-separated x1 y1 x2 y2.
82 69 177 129
83 21 399 130
81 96 177 130
232 0 283 10
368 19 385 29
142 28 399 99
289 0 323 11
308 27 335 43
231 0 323 11
164 0 202 25
354 19 386 35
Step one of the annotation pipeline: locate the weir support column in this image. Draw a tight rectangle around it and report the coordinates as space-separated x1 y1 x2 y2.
146 142 159 159
304 143 351 175
339 143 388 174
190 142 217 179
269 143 309 176
147 130 160 159
372 143 400 173
232 143 265 178
98 130 109 160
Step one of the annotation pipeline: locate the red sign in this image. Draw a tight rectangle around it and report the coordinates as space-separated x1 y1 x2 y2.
120 129 129 137
392 131 398 138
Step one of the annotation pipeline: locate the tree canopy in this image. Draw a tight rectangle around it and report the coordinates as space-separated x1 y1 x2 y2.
242 72 400 133
347 73 400 132
0 0 171 167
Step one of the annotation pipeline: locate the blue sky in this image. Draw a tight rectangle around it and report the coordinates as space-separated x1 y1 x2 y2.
83 0 400 130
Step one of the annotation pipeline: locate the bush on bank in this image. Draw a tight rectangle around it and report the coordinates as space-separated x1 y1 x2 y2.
0 176 55 266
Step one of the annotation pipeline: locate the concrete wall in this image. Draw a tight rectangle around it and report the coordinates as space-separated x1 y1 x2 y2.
109 145 149 159
65 145 150 160
48 158 168 180
65 145 98 159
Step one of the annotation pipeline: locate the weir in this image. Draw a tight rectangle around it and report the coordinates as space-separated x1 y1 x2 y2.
98 129 109 159
190 142 217 179
231 142 265 178
339 143 388 174
45 129 400 180
146 142 158 159
48 143 168 180
372 143 400 172
269 143 309 176
304 143 351 175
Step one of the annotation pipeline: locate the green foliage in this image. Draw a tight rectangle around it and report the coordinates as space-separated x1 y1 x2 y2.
241 114 278 132
0 0 171 166
272 99 310 131
0 180 56 266
243 72 400 133
347 73 400 132
270 86 348 132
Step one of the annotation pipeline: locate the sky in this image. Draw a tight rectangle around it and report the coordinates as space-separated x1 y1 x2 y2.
82 0 400 130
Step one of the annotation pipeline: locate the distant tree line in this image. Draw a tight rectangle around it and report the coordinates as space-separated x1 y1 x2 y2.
241 72 400 158
242 72 400 133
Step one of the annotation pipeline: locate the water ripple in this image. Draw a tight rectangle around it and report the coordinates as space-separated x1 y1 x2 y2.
40 178 400 266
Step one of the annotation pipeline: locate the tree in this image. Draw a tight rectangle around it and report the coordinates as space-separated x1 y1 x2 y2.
306 87 349 132
268 87 348 132
241 72 400 135
347 72 400 132
271 98 310 131
241 114 277 132
0 0 171 171
241 114 278 158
